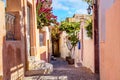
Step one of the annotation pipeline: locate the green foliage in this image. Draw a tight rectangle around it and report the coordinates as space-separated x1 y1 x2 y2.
85 19 92 39
82 0 93 5
36 0 57 29
51 25 60 41
36 2 44 29
60 21 80 48
37 12 49 29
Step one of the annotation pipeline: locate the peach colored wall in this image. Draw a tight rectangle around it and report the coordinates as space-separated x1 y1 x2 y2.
36 29 40 57
99 0 114 42
3 41 24 80
3 0 38 79
82 39 94 72
28 0 37 56
99 0 120 80
6 0 22 11
27 0 33 4
36 27 50 61
37 46 46 59
0 1 5 78
78 28 95 72
3 0 25 79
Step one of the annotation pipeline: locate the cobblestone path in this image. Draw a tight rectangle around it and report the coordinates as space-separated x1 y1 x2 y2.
24 58 99 80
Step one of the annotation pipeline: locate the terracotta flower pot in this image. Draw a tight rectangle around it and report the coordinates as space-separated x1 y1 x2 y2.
66 56 71 61
67 58 74 65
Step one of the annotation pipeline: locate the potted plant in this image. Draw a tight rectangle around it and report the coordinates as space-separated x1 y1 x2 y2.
59 21 80 65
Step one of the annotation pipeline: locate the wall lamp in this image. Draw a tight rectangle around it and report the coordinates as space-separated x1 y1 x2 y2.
87 0 96 14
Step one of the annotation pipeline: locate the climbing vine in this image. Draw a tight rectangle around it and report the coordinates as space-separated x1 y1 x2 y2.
82 0 93 5
51 25 60 41
85 19 92 39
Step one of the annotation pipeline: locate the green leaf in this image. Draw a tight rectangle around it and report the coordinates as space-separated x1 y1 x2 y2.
85 19 93 39
59 21 80 47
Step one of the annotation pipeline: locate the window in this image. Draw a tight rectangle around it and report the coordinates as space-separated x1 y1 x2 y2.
6 12 21 40
39 33 44 46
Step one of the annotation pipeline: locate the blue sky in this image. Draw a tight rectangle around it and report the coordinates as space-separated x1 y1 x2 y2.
3 0 88 22
52 0 88 22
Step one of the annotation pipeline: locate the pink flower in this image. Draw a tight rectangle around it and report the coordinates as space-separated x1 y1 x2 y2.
36 0 39 6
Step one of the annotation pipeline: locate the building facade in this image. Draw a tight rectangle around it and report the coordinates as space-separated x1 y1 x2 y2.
99 0 120 80
0 0 52 79
0 1 5 79
60 14 95 72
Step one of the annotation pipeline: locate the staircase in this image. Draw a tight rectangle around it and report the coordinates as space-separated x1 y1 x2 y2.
24 76 68 80
28 56 53 74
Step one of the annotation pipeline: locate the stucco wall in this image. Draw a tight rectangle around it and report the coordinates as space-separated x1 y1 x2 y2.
99 0 120 80
3 0 26 79
6 0 22 11
82 39 94 72
59 29 94 73
27 0 33 4
3 41 24 80
36 27 50 61
0 1 5 78
99 0 115 42
59 32 70 59
3 0 38 79
78 28 95 72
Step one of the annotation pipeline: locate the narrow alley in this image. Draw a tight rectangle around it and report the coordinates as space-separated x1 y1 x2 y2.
25 58 99 80
1 0 120 80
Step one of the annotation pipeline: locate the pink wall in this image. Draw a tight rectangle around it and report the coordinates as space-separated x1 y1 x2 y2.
99 0 120 80
99 0 114 42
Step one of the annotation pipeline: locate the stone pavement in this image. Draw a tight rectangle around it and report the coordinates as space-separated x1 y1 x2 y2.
24 58 99 80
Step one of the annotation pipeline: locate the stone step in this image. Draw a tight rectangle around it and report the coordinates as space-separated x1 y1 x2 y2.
24 76 68 80
28 56 53 74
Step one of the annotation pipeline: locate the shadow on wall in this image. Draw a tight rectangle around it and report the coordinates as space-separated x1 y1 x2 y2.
2 35 24 80
40 51 47 62
2 7 26 79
